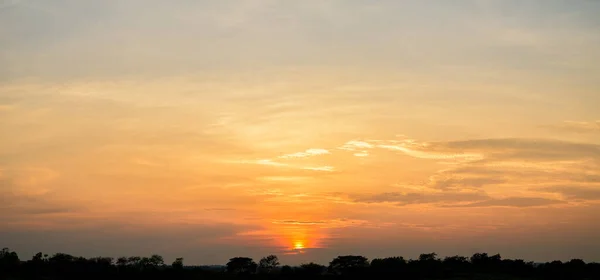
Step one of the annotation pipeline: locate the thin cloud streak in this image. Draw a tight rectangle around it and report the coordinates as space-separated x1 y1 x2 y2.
279 148 330 159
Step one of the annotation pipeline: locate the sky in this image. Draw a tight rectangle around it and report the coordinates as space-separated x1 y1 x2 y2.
1 0 600 265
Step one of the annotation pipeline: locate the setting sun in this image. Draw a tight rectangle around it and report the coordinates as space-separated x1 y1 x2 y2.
294 241 305 250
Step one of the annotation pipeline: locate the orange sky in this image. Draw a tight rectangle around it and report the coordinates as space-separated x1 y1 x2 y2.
1 0 600 265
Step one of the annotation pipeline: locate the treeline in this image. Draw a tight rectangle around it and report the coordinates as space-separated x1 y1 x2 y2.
1 248 599 280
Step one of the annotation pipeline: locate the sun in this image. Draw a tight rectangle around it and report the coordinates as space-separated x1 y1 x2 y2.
293 241 305 250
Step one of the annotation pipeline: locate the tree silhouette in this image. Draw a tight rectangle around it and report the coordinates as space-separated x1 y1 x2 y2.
116 257 128 267
565 259 587 279
226 257 257 274
501 258 534 277
172 257 184 269
299 262 326 276
31 252 45 263
280 265 294 275
419 252 439 262
127 256 142 268
0 248 19 266
328 255 369 275
49 252 75 263
470 252 502 273
412 252 442 278
371 256 407 275
442 255 469 273
149 254 165 268
258 255 279 274
1 247 600 280
0 248 20 276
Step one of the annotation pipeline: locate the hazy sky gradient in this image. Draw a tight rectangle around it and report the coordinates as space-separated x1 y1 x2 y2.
1 0 600 265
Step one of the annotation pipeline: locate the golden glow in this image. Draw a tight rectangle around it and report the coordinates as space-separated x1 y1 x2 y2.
294 241 305 250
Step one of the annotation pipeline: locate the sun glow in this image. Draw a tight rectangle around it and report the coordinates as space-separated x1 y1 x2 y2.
294 241 305 250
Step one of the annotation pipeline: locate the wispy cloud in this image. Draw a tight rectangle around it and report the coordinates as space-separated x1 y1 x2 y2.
427 173 507 190
350 138 600 163
535 186 600 201
377 143 484 161
131 158 162 167
333 136 600 209
231 159 289 167
303 166 335 172
338 138 485 161
204 208 236 211
542 120 600 133
353 151 369 157
339 140 374 151
429 138 600 161
258 176 311 182
446 197 565 208
353 191 489 206
279 148 330 159
272 220 327 225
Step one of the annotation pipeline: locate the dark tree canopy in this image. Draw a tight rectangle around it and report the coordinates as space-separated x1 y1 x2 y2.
280 265 293 275
258 255 279 274
226 257 257 274
298 262 326 276
328 255 369 275
419 252 439 262
371 256 407 273
0 248 19 263
171 258 184 270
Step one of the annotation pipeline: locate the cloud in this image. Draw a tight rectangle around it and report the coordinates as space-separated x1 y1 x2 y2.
339 140 374 151
338 138 600 164
427 138 600 161
272 220 326 225
271 218 370 230
302 166 334 172
234 150 336 172
10 207 77 215
279 148 330 159
377 143 484 161
434 159 600 186
340 138 485 161
343 138 486 162
353 151 369 157
428 174 507 190
258 176 311 182
0 191 86 219
344 136 599 208
353 191 489 206
0 167 58 196
447 197 565 208
204 208 236 211
234 159 288 167
241 137 600 209
131 158 162 167
536 186 600 201
542 120 600 133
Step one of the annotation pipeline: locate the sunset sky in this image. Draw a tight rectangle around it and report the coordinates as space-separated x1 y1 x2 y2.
1 0 600 265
